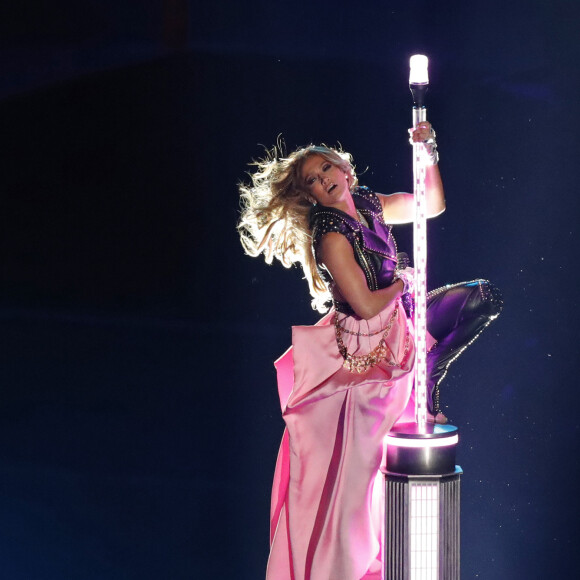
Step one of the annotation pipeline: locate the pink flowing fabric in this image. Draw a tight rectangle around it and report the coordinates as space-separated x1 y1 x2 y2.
267 299 417 580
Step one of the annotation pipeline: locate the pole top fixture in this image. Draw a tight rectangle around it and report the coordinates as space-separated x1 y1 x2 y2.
409 54 429 85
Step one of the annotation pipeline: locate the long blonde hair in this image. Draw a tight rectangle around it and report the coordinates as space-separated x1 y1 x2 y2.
237 142 358 312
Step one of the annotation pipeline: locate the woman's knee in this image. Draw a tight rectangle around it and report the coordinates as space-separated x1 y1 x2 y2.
471 279 503 320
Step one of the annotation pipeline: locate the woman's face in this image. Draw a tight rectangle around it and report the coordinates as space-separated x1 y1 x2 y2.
300 155 350 207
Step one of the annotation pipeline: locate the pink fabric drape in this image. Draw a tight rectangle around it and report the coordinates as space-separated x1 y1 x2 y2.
267 299 417 580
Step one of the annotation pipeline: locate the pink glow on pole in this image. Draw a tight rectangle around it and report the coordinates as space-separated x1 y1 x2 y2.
410 54 429 431
385 433 459 448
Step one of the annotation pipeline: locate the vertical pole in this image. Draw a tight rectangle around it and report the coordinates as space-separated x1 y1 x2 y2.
409 55 430 429
384 57 462 580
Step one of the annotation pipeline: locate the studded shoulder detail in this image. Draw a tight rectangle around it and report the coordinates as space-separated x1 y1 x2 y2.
311 210 358 251
352 186 386 225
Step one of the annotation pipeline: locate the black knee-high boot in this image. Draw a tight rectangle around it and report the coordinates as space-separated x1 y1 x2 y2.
426 279 503 416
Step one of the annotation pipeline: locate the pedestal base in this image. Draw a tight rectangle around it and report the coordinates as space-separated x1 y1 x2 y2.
383 423 461 580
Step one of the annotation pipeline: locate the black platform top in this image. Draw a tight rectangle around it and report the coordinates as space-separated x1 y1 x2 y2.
388 422 459 439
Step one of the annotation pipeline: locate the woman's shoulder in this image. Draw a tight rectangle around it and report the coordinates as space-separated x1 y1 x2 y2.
309 205 358 250
352 186 382 213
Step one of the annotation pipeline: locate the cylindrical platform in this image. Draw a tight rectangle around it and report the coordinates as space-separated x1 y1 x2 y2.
386 422 459 476
383 423 461 580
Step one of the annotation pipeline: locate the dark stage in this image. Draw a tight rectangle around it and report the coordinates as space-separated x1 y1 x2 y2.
1 1 579 578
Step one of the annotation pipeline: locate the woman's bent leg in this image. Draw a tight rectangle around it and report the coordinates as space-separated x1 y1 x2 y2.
426 279 503 414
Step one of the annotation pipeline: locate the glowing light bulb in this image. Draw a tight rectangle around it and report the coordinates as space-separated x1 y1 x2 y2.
409 55 429 85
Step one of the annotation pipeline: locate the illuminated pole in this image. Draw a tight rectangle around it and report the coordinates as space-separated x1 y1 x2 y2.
383 56 461 580
409 54 429 430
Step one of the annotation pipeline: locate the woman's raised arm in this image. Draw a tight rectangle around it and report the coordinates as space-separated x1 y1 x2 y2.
377 121 446 224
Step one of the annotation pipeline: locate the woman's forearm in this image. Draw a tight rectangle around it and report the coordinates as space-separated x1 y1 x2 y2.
354 280 405 320
426 164 446 217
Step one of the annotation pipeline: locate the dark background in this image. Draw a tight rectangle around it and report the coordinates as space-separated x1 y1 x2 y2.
1 1 579 578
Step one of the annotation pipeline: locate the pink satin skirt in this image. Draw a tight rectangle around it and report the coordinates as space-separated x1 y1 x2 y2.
267 298 417 580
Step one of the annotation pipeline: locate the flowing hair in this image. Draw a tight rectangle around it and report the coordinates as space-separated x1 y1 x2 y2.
237 142 358 312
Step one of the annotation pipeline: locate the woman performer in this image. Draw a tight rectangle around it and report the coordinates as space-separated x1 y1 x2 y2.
238 123 502 580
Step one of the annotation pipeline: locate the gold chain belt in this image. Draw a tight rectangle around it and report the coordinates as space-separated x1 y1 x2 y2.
334 301 411 374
